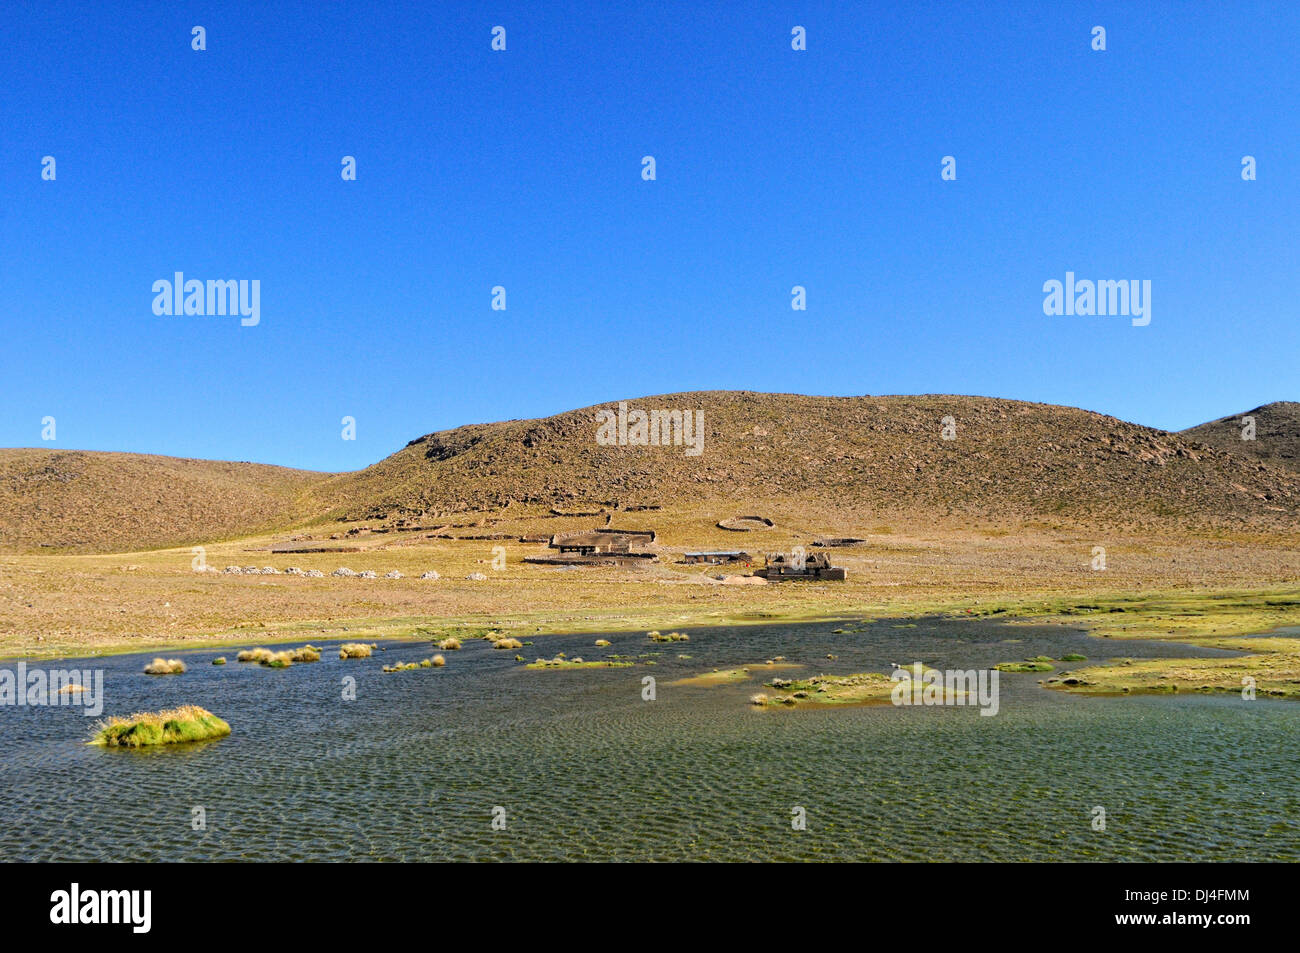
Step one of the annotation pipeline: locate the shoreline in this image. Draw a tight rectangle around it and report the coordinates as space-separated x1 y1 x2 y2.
6 587 1299 702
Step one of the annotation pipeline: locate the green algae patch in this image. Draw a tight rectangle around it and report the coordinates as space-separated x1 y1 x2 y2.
91 705 230 748
996 661 1055 673
1045 636 1300 699
671 662 803 687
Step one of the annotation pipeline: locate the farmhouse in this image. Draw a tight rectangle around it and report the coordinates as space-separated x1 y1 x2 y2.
523 527 658 567
756 551 847 581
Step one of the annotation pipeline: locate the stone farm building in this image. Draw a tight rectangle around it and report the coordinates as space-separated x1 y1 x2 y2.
756 551 847 581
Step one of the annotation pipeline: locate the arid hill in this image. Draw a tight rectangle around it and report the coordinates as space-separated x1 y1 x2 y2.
307 392 1299 531
1179 402 1300 473
4 393 1298 554
0 449 322 554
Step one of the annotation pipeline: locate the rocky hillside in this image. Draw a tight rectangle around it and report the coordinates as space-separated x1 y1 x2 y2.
307 392 1300 531
5 393 1297 554
1180 402 1300 473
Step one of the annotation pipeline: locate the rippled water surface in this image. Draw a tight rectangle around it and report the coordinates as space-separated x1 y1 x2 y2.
4 618 1297 861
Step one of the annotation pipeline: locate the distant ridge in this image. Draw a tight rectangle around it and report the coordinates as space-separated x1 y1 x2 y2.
3 393 1297 554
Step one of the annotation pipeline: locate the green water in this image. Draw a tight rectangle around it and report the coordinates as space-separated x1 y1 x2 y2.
3 618 1296 860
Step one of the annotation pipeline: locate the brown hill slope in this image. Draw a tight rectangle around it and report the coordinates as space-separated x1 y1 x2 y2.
1180 402 1300 472
307 392 1300 531
6 393 1297 554
0 449 324 554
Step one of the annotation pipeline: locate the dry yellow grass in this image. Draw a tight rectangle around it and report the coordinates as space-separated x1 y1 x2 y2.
143 657 185 675
2 500 1299 661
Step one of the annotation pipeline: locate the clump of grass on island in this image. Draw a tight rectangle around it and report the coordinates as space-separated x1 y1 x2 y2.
486 634 523 650
143 658 186 675
261 650 293 668
91 705 230 748
338 643 374 659
212 657 227 665
382 655 445 673
595 639 611 647
237 647 274 663
996 661 1055 673
671 661 803 687
648 630 689 643
526 656 634 670
287 645 321 663
437 637 462 651
754 672 898 706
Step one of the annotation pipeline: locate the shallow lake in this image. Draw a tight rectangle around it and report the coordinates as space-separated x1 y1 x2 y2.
3 617 1296 861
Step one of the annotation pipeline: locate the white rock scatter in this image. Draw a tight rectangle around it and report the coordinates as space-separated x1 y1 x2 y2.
220 564 435 580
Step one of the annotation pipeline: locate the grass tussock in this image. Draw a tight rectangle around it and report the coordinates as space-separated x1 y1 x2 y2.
91 705 230 747
287 645 321 663
236 647 274 663
649 631 690 643
595 639 611 647
437 637 462 650
143 657 186 675
212 656 227 665
383 655 444 672
338 643 374 659
487 634 524 650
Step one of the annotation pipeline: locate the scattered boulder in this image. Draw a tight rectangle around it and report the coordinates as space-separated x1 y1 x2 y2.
332 568 356 577
419 571 440 580
467 572 488 581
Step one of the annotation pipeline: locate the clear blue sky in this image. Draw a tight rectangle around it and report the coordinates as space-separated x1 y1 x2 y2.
3 1 1296 472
